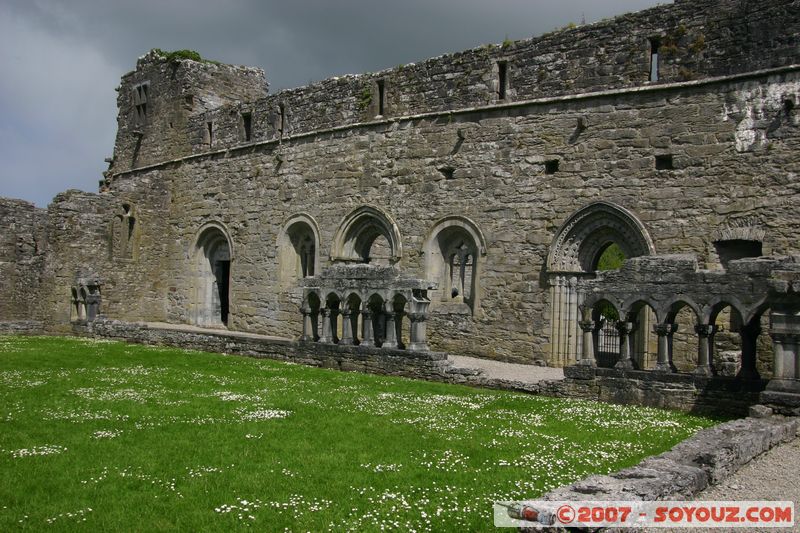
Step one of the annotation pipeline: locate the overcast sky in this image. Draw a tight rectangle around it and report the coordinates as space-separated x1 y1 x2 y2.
0 0 667 207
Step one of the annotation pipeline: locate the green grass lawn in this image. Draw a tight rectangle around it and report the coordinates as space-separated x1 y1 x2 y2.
0 336 718 531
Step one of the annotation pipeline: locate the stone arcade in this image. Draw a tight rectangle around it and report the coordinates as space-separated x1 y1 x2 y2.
1 0 799 413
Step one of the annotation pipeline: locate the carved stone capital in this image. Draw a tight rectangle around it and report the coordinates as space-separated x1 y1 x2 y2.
694 323 716 337
615 321 634 335
408 312 427 323
653 323 677 336
578 320 595 333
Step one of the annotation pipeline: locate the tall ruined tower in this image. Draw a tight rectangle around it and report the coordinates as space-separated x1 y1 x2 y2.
106 50 268 175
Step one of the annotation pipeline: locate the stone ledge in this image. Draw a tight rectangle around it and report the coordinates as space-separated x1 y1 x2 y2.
0 321 44 334
522 416 798 531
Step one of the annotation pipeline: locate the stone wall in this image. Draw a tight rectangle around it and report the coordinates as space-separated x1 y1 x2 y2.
0 198 46 320
561 365 766 417
105 0 800 161
1 0 799 368
108 50 267 174
98 67 800 364
86 319 459 383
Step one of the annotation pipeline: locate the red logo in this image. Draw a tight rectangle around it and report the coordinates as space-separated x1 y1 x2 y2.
557 505 576 524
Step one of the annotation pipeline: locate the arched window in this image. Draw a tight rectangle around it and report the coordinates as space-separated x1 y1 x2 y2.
278 214 320 286
547 202 655 366
424 216 486 313
194 223 233 327
331 206 402 264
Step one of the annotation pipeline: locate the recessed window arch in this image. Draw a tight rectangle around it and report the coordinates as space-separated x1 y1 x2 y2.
423 215 487 313
331 205 403 264
278 213 321 287
110 202 137 260
193 222 233 327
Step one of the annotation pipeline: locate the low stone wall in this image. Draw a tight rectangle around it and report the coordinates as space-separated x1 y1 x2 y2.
560 366 767 417
72 320 775 417
520 415 798 532
86 319 464 383
0 321 44 335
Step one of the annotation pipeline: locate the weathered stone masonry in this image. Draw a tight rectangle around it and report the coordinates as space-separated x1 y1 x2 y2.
1 0 800 412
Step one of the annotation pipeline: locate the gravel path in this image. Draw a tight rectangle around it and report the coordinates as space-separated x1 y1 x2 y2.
447 355 564 383
632 437 800 533
696 437 800 504
684 437 800 533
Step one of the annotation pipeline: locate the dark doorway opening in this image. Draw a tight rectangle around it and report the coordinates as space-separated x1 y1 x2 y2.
215 260 231 325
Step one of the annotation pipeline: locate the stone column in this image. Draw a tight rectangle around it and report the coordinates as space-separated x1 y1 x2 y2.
407 293 431 352
765 305 800 397
300 304 313 342
394 309 406 349
319 308 333 344
772 332 788 379
382 306 398 349
767 332 800 392
330 308 340 344
615 321 635 370
578 320 596 366
360 307 374 347
693 323 716 376
407 313 427 351
339 309 354 345
86 294 101 322
653 323 676 373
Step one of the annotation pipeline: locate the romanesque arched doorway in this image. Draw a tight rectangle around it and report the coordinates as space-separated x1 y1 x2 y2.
194 223 233 327
546 202 655 366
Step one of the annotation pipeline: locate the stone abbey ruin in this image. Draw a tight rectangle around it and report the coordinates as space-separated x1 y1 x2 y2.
1 0 799 414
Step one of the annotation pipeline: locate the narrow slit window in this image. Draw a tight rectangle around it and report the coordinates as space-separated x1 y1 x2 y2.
242 112 252 141
649 38 660 82
377 79 385 116
278 103 286 137
497 61 508 100
207 122 214 146
132 82 150 124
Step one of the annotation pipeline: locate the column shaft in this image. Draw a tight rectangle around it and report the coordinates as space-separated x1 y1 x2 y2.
360 310 374 347
339 310 354 345
615 322 635 370
319 308 333 344
383 312 398 349
578 320 596 367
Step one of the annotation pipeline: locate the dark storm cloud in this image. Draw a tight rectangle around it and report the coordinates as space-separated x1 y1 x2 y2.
0 0 669 205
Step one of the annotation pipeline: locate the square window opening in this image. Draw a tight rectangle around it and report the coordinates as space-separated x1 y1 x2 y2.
655 154 673 170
